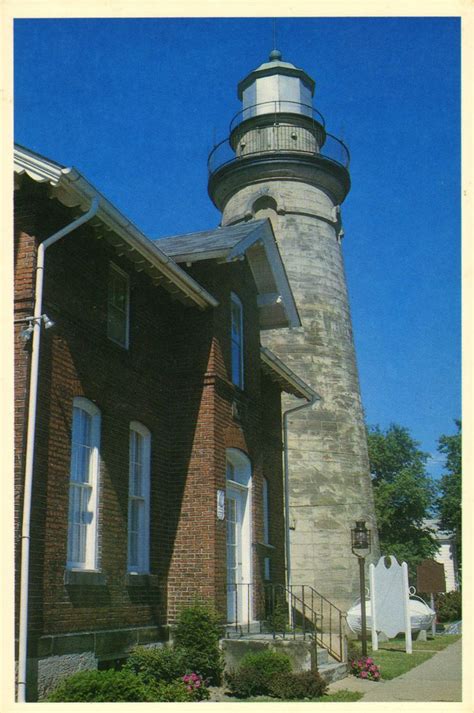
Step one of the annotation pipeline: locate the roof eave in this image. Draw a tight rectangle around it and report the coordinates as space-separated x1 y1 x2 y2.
14 145 218 310
230 221 300 329
260 346 320 402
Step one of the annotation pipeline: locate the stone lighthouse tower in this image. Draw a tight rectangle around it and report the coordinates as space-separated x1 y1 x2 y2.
208 50 378 610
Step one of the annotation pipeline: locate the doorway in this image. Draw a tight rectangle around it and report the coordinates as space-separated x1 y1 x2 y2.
226 449 252 624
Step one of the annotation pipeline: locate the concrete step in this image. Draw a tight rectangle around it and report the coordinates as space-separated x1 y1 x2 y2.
221 635 342 673
318 661 348 684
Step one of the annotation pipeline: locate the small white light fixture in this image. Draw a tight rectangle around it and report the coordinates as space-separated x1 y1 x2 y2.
16 313 55 341
20 323 34 342
42 314 55 330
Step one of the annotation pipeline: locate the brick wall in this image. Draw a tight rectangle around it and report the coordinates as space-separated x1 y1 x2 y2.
14 177 287 656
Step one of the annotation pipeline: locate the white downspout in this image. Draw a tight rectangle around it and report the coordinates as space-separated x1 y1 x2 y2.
17 197 99 702
283 393 320 624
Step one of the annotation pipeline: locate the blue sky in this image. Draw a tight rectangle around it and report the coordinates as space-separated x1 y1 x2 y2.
14 17 461 478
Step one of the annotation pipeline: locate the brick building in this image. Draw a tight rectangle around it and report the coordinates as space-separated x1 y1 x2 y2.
14 144 316 699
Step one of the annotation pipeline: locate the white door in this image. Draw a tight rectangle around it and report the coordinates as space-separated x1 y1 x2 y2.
226 485 250 623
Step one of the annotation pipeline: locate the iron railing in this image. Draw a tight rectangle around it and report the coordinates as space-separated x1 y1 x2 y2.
228 100 326 133
225 582 346 662
208 130 350 175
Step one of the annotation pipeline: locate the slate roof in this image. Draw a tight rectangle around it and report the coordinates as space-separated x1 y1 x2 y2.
155 221 267 260
155 219 300 331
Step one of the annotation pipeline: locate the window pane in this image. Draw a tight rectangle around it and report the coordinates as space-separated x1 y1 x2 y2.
71 408 93 483
68 483 91 564
128 499 143 568
231 345 242 387
67 400 100 570
108 267 129 346
128 425 150 572
108 305 127 345
231 296 243 388
130 431 144 496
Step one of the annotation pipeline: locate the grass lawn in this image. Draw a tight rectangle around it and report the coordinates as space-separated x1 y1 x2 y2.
378 634 461 652
220 691 363 702
350 634 461 680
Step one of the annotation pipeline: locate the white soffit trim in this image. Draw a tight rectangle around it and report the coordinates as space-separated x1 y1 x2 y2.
228 221 300 329
14 145 218 310
260 347 319 402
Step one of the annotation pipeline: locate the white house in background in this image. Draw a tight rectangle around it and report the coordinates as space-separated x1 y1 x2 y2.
424 519 460 592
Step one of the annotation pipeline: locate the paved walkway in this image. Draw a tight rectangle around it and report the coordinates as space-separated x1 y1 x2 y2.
327 638 462 702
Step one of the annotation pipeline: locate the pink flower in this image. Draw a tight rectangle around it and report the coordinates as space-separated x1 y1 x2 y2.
360 671 368 678
366 657 373 665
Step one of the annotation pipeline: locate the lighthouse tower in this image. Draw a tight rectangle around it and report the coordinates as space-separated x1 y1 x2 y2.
208 50 378 610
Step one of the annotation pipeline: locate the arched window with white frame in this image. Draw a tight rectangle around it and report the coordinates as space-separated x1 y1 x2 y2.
128 421 151 574
67 397 101 570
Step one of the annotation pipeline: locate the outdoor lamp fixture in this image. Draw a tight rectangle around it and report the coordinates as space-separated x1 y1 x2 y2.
16 314 55 342
351 520 372 656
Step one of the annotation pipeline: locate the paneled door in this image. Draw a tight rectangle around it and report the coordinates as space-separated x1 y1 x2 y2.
226 486 248 623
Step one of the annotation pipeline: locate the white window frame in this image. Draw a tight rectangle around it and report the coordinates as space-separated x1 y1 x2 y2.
226 448 253 623
230 292 244 389
67 397 101 571
262 477 270 545
128 421 151 574
107 262 130 348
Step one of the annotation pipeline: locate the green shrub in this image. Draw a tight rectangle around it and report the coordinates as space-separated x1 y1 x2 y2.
124 645 186 684
347 639 360 662
434 591 462 622
226 649 292 698
267 597 288 633
45 669 155 702
173 600 224 684
268 670 328 700
152 679 194 702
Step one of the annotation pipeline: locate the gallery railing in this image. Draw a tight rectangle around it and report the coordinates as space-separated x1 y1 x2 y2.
208 130 350 175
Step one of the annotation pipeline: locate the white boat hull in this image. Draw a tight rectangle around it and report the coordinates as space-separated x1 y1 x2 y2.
347 597 435 635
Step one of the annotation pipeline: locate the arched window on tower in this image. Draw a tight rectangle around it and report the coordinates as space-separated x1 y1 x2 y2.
252 195 278 223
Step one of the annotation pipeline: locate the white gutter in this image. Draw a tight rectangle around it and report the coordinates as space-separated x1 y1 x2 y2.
283 391 321 623
260 346 321 619
14 145 218 310
17 198 99 703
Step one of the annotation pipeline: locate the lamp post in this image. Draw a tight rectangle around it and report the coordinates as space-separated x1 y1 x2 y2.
351 520 372 657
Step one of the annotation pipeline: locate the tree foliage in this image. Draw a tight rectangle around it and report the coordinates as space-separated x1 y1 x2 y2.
436 420 462 562
367 424 438 577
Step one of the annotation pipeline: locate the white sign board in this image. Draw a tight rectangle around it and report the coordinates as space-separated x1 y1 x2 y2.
369 555 412 653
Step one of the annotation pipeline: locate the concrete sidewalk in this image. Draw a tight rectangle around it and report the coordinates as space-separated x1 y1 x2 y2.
327 638 462 702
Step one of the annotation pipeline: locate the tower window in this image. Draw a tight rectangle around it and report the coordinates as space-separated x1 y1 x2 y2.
230 293 244 389
252 195 278 216
107 263 130 348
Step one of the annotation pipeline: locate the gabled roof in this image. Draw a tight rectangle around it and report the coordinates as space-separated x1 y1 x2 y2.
156 220 301 331
260 347 319 402
14 144 218 310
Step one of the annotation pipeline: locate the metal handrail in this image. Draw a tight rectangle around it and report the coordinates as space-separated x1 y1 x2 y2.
225 582 346 663
229 100 326 134
290 584 346 662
